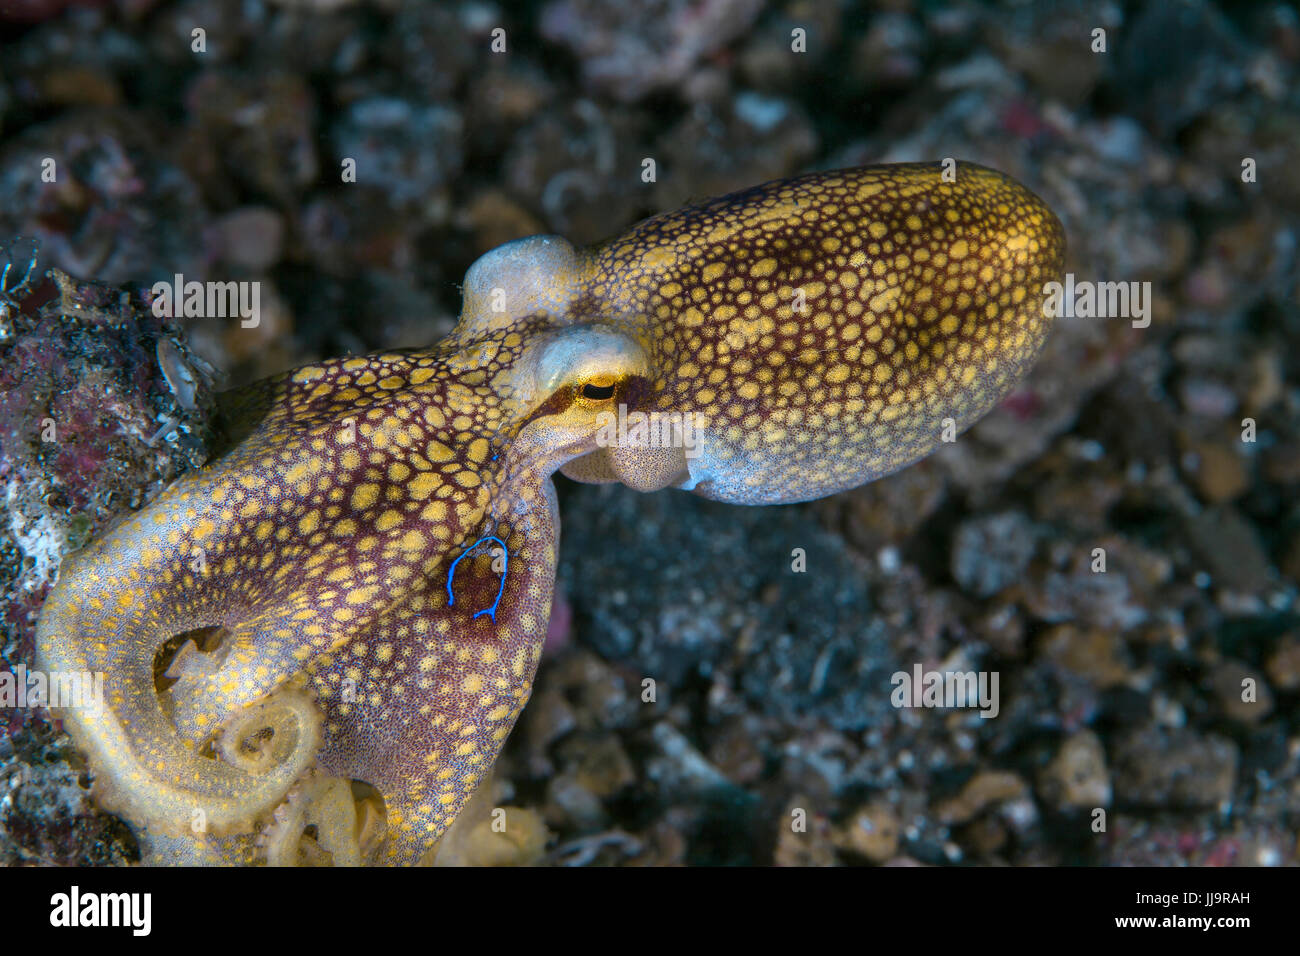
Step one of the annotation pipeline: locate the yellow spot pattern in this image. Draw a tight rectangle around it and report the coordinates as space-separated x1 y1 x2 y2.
32 161 1063 866
581 161 1064 503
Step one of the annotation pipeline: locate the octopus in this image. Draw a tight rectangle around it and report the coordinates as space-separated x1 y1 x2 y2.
34 161 1065 865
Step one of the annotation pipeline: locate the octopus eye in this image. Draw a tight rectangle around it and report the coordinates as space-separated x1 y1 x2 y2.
580 382 616 400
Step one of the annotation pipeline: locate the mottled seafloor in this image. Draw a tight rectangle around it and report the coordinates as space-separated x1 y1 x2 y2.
1 0 1298 865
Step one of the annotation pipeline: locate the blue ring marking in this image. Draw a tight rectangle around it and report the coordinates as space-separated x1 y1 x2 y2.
446 534 509 622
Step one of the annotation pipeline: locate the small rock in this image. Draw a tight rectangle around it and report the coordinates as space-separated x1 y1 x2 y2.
934 771 1029 826
963 815 1009 857
1112 726 1238 809
208 207 285 271
1183 505 1272 593
433 806 549 867
1088 117 1147 166
574 735 636 798
849 12 922 90
774 796 836 867
1211 659 1273 723
1036 625 1131 689
1037 731 1111 810
1023 557 1148 632
975 600 1027 658
1178 377 1238 419
833 802 900 863
648 722 734 798
185 71 319 205
538 0 764 102
330 97 463 214
950 511 1040 599
41 67 122 107
1245 350 1284 413
817 460 946 554
1032 471 1124 530
705 714 765 786
545 770 608 831
1264 635 1300 691
1182 439 1249 503
521 685 577 775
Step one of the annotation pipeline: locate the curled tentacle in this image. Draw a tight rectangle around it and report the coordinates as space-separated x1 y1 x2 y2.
35 516 323 839
259 772 377 867
214 684 322 780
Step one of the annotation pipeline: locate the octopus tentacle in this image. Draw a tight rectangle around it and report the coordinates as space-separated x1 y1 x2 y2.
309 485 560 865
260 772 368 867
35 507 323 838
